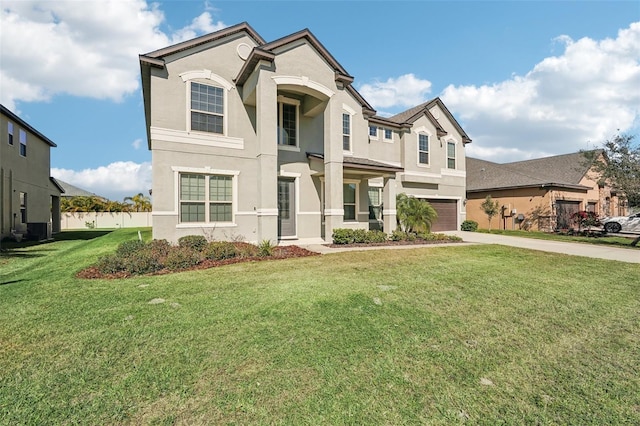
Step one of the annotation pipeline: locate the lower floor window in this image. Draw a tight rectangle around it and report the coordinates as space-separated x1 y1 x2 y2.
20 192 27 223
368 187 382 221
344 183 356 221
180 173 233 223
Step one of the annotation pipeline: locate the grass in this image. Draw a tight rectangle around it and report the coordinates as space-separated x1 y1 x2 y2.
1 228 638 424
476 228 639 249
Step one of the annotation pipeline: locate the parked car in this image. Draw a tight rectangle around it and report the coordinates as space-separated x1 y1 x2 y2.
601 212 640 234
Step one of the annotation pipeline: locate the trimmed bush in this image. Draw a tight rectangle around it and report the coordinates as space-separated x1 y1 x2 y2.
121 249 163 275
332 229 355 245
95 254 125 274
235 242 259 258
352 229 369 244
461 220 479 232
204 241 238 260
146 239 172 261
365 230 388 243
116 239 145 257
165 247 202 271
178 235 208 252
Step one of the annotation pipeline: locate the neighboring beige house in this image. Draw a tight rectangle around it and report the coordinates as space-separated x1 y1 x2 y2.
140 22 471 244
466 152 627 231
1 105 63 241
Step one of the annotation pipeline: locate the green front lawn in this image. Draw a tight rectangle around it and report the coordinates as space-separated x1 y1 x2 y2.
476 228 639 248
1 228 638 424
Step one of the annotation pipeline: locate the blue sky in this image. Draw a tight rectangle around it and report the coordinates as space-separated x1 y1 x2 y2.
2 0 639 201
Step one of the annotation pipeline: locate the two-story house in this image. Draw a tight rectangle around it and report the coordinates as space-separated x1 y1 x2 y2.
140 23 471 244
1 105 63 241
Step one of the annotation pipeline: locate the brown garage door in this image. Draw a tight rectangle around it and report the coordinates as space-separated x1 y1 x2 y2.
425 199 458 232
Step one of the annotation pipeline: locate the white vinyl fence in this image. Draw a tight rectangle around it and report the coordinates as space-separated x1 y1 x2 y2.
61 212 152 229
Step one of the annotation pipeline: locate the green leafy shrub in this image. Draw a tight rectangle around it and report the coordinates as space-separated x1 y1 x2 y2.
352 229 368 244
236 242 258 258
164 247 202 271
365 230 388 243
95 254 125 274
116 239 145 257
204 241 238 260
121 249 163 275
391 230 408 241
461 220 478 232
178 235 208 252
257 240 275 257
332 228 355 245
146 239 172 261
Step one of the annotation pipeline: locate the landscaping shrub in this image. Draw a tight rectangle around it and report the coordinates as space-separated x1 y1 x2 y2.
204 241 238 260
365 230 388 243
146 239 172 261
178 235 208 252
236 242 259 258
390 230 408 241
121 249 163 275
461 220 478 232
332 228 355 245
164 247 202 271
115 239 145 257
352 229 369 244
95 254 125 275
257 240 275 257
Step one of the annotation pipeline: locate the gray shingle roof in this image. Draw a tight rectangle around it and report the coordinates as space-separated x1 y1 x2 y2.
56 179 102 198
467 151 597 192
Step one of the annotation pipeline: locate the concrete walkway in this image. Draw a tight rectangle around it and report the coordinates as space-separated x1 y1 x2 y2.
302 232 639 264
444 231 639 264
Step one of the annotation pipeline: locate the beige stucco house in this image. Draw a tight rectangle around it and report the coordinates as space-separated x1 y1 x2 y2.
140 23 471 244
466 152 627 231
1 105 63 241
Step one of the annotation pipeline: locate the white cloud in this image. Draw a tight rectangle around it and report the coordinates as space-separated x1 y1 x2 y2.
441 22 640 163
358 74 432 110
132 138 143 150
0 0 226 110
52 161 152 202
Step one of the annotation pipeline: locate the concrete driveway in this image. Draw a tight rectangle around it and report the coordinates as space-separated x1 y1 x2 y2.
445 231 640 264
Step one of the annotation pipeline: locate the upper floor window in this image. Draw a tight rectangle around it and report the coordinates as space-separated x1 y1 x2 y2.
369 125 378 139
342 113 351 151
179 173 233 223
384 128 392 141
19 129 26 157
418 134 429 165
278 98 299 147
8 122 13 145
190 82 224 134
447 141 456 169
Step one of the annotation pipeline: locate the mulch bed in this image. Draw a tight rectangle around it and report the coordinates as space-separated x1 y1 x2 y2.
76 245 319 280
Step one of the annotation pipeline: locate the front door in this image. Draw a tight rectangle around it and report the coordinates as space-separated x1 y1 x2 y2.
278 178 296 238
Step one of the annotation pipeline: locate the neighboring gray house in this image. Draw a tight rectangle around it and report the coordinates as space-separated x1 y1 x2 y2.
1 104 63 241
140 22 471 244
56 179 104 199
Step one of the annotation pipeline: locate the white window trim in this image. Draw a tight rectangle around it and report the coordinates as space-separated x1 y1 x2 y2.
340 104 356 155
368 125 379 141
278 95 300 151
343 179 359 222
416 130 431 168
182 70 234 137
172 166 239 226
383 128 393 143
277 171 300 240
446 139 457 170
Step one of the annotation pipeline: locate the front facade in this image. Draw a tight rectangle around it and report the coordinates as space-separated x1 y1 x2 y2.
466 153 627 231
140 23 471 243
1 105 63 241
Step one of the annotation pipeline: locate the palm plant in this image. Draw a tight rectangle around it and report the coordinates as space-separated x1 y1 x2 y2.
124 193 152 212
396 193 438 234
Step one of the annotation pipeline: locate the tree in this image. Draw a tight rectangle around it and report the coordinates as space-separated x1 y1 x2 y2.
583 133 640 207
396 193 438 234
124 193 152 212
480 195 500 231
583 133 640 246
